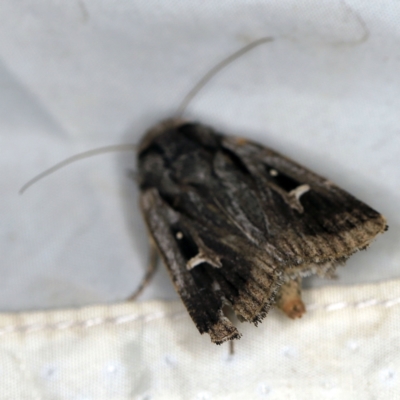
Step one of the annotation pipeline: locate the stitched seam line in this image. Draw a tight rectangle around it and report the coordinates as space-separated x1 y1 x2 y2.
0 297 399 336
0 310 187 336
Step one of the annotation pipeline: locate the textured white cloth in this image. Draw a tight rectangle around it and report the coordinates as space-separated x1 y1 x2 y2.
1 280 399 399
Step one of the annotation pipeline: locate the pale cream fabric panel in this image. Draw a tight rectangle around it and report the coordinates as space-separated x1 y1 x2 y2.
0 280 399 399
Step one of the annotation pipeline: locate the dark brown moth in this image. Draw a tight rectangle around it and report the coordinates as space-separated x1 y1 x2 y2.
21 38 387 345
136 118 387 344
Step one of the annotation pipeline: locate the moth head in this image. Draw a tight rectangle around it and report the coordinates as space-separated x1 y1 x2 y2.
138 118 186 154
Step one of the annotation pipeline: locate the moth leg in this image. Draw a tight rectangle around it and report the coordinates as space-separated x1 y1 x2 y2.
275 278 306 319
127 242 159 301
229 340 235 355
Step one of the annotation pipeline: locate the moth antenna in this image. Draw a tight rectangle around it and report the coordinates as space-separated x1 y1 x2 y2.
176 36 274 117
19 144 136 194
21 38 273 194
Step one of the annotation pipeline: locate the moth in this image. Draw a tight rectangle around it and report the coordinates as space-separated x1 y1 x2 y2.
21 38 387 345
137 118 387 344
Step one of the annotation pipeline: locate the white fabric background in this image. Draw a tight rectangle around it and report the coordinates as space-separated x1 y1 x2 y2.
1 0 398 311
0 1 399 398
0 281 399 399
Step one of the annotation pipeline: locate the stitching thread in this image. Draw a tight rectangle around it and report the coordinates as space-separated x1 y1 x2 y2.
306 297 400 311
0 297 398 336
